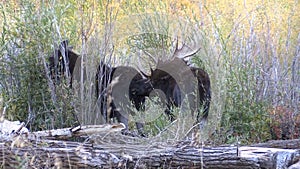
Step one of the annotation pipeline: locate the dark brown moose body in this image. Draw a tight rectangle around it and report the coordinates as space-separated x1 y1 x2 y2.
141 41 211 129
148 62 211 127
95 64 152 136
49 41 151 136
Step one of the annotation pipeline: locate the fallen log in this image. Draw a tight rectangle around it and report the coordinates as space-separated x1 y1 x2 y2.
1 132 300 169
251 139 300 149
30 123 126 140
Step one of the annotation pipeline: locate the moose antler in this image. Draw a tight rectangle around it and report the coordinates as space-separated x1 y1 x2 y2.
172 38 201 59
136 55 150 78
142 50 163 76
143 50 158 64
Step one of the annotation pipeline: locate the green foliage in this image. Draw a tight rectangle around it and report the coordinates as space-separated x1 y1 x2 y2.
0 0 298 145
127 33 171 51
222 68 271 143
0 0 78 131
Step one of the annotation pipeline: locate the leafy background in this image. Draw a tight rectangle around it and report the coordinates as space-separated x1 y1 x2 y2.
0 0 299 144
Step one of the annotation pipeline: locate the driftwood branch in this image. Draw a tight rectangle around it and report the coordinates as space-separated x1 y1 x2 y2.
1 125 300 168
30 123 125 140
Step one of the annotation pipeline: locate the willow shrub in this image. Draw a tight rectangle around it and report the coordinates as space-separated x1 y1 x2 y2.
0 1 78 131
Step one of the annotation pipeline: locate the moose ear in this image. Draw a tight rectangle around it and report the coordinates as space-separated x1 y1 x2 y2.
150 68 154 75
61 40 69 47
59 40 70 51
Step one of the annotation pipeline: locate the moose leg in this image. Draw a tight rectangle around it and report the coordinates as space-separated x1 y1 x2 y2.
109 101 129 133
164 108 176 122
116 114 144 137
113 111 130 133
135 122 147 137
115 112 146 137
196 92 211 129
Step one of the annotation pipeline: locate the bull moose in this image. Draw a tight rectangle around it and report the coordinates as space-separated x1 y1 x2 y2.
49 40 151 136
48 40 210 136
142 43 211 129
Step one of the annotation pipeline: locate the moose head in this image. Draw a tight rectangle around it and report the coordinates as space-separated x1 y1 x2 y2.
142 40 211 128
48 40 79 87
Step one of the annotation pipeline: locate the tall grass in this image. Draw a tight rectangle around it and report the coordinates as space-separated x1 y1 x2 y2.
0 0 299 144
201 1 300 144
0 1 78 130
